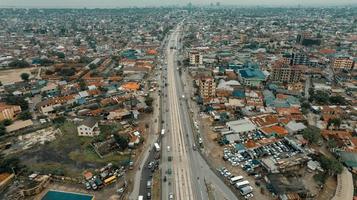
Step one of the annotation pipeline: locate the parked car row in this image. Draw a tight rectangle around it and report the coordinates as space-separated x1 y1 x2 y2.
216 167 254 199
223 147 252 167
249 139 301 161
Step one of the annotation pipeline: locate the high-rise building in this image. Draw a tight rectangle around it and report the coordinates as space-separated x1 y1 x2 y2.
199 77 216 99
189 51 203 66
271 61 302 83
296 32 321 46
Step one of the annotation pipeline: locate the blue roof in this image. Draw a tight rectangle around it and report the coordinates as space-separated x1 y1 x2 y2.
239 68 266 80
42 191 93 200
235 143 246 151
232 89 245 98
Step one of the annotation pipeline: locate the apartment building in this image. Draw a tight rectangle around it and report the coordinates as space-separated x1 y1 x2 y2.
199 77 216 99
271 62 302 83
332 56 354 70
189 51 203 65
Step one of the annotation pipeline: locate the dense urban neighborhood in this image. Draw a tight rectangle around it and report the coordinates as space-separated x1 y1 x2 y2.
0 5 357 200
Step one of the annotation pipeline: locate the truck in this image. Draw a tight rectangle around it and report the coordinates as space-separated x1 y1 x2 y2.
154 143 160 152
229 176 244 185
138 196 144 200
235 180 250 189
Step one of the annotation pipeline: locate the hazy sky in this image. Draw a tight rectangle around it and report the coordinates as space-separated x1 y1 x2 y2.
0 0 356 8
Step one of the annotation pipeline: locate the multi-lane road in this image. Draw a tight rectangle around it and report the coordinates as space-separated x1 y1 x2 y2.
160 24 238 200
134 22 238 200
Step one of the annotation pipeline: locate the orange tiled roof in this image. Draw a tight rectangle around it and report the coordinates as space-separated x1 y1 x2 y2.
122 82 140 91
261 125 288 137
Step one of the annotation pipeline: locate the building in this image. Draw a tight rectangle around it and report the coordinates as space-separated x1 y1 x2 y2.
199 77 216 99
332 55 354 70
189 51 203 65
77 118 100 137
296 32 321 46
0 103 21 121
271 62 302 83
226 118 257 134
238 68 266 87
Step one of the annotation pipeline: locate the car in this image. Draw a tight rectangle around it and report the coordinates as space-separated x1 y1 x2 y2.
147 192 152 199
148 161 155 169
193 144 197 151
169 193 174 200
244 193 254 199
85 182 91 190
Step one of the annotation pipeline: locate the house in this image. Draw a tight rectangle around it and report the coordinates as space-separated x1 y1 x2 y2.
77 118 100 137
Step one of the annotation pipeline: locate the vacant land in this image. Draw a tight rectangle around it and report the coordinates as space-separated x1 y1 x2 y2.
0 67 36 84
19 121 130 177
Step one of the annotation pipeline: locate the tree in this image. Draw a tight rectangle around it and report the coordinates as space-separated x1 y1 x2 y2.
2 119 12 126
8 59 30 68
4 95 28 110
318 154 343 175
327 139 337 149
20 73 30 81
0 124 6 136
78 79 86 91
0 154 21 173
145 96 154 107
329 95 346 105
114 134 129 150
327 118 342 129
302 126 321 144
18 111 32 120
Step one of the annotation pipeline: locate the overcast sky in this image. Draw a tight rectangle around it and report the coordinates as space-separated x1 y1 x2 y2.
0 0 356 8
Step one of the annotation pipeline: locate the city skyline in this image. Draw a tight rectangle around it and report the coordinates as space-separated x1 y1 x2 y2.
1 0 357 8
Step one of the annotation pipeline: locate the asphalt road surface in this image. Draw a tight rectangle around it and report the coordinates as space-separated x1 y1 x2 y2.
160 24 238 200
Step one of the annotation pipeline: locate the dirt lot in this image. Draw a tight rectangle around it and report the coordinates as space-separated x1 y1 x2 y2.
0 67 36 84
197 117 272 200
19 121 130 177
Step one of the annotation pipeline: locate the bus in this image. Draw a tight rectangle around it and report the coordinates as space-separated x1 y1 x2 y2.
161 129 165 136
104 175 116 185
235 180 250 189
154 143 160 152
229 176 244 185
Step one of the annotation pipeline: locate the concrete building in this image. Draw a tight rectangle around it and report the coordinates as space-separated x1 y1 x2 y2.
189 51 203 65
332 56 354 70
199 77 216 99
77 118 100 137
226 118 257 134
0 103 21 121
271 62 302 83
238 68 266 87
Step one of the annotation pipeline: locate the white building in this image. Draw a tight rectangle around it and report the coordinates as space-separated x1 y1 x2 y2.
77 118 100 137
226 119 257 134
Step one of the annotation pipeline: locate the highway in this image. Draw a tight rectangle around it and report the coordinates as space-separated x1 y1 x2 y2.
161 24 238 200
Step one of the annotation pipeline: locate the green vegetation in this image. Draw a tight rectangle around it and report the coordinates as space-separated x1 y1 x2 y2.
313 172 328 185
327 118 342 129
4 95 29 110
18 111 32 120
302 126 321 144
0 124 6 136
8 59 30 68
20 72 30 81
0 154 22 173
309 90 347 105
2 119 12 126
